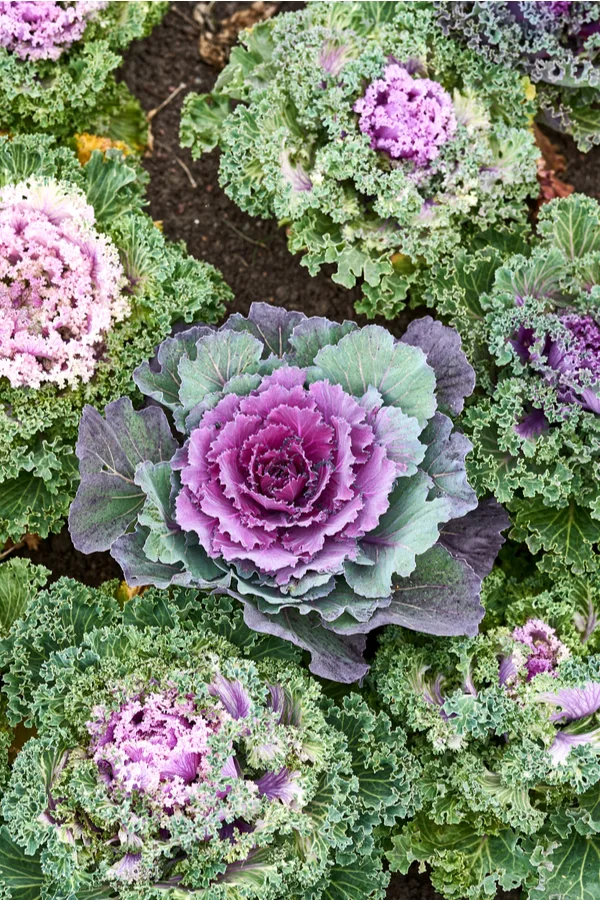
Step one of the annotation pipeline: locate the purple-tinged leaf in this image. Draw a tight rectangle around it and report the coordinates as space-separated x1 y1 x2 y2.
68 399 178 554
133 325 213 412
514 408 549 439
223 302 305 359
439 497 510 580
209 675 251 719
112 526 193 589
242 603 369 683
256 767 301 804
112 526 225 589
401 316 475 416
341 544 484 638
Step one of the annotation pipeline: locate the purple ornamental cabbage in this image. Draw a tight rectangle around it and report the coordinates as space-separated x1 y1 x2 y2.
0 1 107 61
69 304 509 682
354 63 457 166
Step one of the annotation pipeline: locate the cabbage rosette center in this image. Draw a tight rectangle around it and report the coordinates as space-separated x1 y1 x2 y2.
69 303 509 682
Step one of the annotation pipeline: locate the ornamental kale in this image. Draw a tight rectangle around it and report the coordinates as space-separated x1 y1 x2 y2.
353 62 457 166
69 302 509 683
0 179 128 389
436 194 600 571
0 135 230 545
373 612 600 900
0 578 416 900
0 1 167 144
180 1 539 320
0 1 106 61
436 1 600 151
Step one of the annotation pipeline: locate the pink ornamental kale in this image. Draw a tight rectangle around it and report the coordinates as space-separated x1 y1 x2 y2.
0 1 107 61
354 63 457 166
86 679 302 877
0 180 127 389
512 618 568 680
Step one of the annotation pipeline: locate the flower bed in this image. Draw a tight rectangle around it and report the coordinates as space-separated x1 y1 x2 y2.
1 4 600 900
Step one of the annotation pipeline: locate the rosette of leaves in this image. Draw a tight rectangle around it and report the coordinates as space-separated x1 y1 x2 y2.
179 1 539 320
0 134 230 544
68 302 509 683
0 1 167 146
482 562 600 656
0 578 416 900
373 622 600 900
435 194 600 572
436 1 600 151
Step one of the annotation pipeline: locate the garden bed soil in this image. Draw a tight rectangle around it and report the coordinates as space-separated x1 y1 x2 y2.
16 4 600 898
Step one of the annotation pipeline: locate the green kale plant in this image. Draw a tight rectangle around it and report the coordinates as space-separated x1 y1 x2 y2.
373 579 600 900
436 2 600 151
0 134 230 545
429 194 600 572
0 576 417 900
180 1 539 319
0 1 167 146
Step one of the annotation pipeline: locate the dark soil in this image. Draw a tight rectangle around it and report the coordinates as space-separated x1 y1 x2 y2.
14 4 597 897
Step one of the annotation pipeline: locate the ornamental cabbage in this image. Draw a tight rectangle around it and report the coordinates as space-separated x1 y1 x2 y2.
373 602 600 900
0 1 106 61
0 1 167 144
0 577 416 900
432 194 600 572
436 1 600 150
0 179 128 389
69 302 509 683
179 1 539 320
0 135 230 545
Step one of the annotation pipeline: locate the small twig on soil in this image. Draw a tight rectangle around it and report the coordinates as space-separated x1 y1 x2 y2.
0 540 23 561
147 82 187 122
222 218 268 249
171 6 201 30
175 156 198 189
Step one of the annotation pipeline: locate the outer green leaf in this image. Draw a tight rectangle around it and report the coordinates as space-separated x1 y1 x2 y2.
420 413 477 519
513 499 600 574
178 331 264 411
344 473 446 598
133 325 213 411
529 832 600 900
0 559 48 637
180 92 232 156
0 827 44 900
309 327 436 426
321 858 388 900
538 195 600 260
